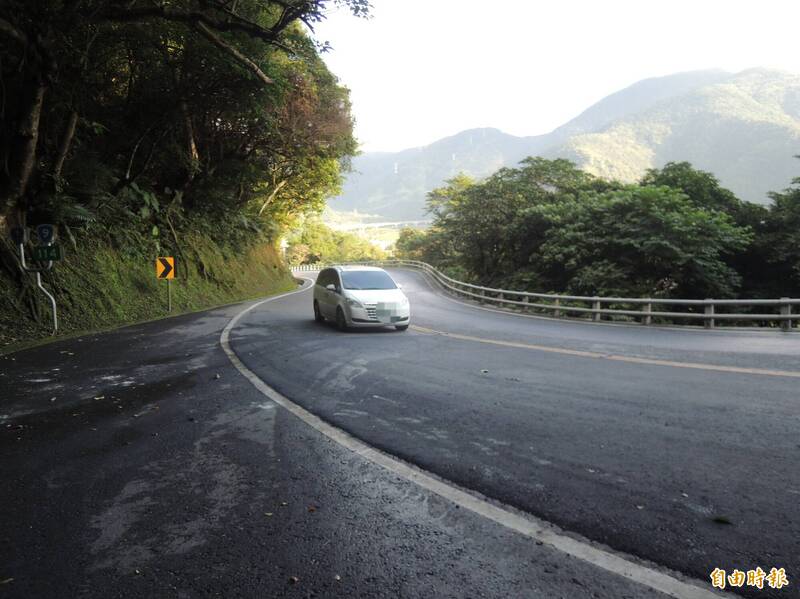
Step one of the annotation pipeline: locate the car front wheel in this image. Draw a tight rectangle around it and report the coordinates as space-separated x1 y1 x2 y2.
313 300 324 323
395 324 409 331
335 307 348 331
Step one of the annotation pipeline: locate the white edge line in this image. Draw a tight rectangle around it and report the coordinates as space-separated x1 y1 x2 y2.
220 278 732 599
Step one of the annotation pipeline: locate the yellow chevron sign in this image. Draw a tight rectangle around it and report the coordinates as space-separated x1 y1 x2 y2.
156 257 175 279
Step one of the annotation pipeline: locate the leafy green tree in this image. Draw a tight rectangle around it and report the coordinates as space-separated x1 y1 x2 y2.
395 228 428 260
641 162 741 215
285 243 311 266
761 168 800 296
411 158 759 298
424 159 611 284
537 185 752 298
286 219 386 264
0 0 366 228
394 226 461 274
640 161 771 296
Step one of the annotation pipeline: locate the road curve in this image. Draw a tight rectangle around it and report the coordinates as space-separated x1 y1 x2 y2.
2 267 797 598
230 268 800 596
0 280 674 599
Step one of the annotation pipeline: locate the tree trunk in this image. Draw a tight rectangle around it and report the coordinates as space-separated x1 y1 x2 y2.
258 179 287 215
53 110 79 181
180 99 199 170
5 78 47 207
165 40 201 196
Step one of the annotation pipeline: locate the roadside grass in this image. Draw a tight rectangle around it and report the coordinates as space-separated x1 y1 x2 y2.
0 235 296 355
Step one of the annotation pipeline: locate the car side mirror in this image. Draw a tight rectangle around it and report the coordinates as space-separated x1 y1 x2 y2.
325 284 336 292
397 283 403 290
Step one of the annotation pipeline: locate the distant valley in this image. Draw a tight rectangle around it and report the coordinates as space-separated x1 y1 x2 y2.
329 68 800 220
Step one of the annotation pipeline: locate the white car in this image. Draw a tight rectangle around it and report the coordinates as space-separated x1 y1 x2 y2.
313 265 410 331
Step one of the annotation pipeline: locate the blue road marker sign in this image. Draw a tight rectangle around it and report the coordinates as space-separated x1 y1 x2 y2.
36 224 55 245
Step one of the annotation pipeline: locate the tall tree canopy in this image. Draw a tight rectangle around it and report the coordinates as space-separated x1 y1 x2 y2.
0 0 367 237
395 158 800 300
761 166 800 296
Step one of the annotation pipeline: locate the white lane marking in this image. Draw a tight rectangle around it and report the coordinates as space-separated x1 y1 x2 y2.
412 325 800 379
221 278 730 599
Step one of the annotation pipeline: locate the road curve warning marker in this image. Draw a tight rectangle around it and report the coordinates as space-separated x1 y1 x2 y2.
156 256 175 279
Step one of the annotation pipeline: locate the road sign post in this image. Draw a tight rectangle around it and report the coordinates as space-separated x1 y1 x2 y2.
156 257 176 312
10 227 27 245
12 223 59 334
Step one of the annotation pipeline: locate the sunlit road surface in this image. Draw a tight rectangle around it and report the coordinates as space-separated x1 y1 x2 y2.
2 268 798 598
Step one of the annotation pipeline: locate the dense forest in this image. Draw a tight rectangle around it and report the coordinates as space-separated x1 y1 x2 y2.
396 158 800 300
285 218 385 265
0 0 367 345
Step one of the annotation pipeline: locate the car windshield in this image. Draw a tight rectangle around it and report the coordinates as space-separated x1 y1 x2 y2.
341 270 397 290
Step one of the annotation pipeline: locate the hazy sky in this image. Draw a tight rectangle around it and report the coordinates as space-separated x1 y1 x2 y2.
312 0 800 152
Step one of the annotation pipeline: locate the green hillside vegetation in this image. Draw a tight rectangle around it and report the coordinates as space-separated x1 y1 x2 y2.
0 235 293 349
333 69 800 220
556 69 800 204
397 159 800 301
332 128 534 220
0 1 367 348
285 218 386 265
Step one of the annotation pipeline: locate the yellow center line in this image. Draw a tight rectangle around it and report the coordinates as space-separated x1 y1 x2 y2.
411 325 800 379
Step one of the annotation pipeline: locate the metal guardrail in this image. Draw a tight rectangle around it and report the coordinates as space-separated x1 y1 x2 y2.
291 260 798 331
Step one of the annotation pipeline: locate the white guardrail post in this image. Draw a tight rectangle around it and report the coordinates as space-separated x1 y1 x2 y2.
290 260 797 331
780 298 792 332
643 302 652 326
704 300 715 329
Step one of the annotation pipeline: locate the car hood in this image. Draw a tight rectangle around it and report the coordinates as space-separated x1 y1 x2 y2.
345 288 407 304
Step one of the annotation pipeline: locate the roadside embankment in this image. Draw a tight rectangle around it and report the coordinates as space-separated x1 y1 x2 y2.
0 233 294 352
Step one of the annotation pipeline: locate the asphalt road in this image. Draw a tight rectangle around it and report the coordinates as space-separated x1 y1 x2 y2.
2 267 798 598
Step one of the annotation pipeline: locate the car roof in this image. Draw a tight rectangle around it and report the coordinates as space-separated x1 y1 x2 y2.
332 265 385 272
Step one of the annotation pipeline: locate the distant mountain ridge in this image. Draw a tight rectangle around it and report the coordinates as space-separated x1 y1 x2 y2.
330 68 800 220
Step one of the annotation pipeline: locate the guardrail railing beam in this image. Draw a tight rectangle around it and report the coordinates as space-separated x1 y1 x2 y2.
289 261 796 331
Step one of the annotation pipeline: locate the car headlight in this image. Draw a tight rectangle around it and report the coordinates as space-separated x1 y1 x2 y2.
345 297 363 308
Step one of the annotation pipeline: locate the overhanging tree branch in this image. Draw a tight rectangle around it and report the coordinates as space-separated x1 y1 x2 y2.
94 4 307 85
95 6 284 43
53 110 79 180
0 17 28 46
258 179 287 214
194 22 273 85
